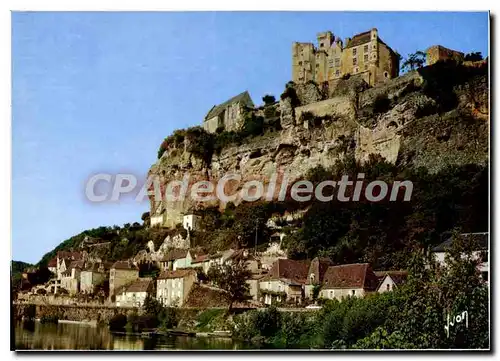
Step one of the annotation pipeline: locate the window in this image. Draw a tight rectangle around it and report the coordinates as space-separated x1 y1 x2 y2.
481 251 488 263
384 71 389 78
335 58 340 67
386 284 391 291
298 61 302 66
364 54 368 62
353 48 357 55
482 272 489 282
364 64 368 70
316 63 319 68
320 43 324 48
351 290 355 296
364 44 369 53
330 291 334 298
353 57 357 65
335 70 340 77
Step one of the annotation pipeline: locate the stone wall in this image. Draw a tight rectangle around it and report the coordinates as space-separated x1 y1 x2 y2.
13 302 137 323
295 96 355 126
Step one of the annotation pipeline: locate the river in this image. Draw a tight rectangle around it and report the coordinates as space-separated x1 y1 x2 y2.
13 321 249 350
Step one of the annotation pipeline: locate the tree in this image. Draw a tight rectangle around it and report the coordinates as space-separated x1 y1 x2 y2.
401 51 426 72
464 52 483 62
207 260 252 312
262 94 276 106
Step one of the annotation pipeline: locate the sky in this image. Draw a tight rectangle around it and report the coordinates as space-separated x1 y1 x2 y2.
12 11 489 263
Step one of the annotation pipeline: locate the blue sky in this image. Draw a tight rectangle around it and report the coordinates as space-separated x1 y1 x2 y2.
12 11 489 263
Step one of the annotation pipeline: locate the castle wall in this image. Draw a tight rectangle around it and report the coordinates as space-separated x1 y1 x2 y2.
426 45 464 66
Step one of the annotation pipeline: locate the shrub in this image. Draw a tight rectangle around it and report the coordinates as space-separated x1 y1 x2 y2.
262 94 276 106
109 314 127 331
373 93 391 114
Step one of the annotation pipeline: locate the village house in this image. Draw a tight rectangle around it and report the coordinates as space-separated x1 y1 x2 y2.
202 91 255 133
182 214 201 231
115 278 154 308
156 269 197 307
60 260 85 294
259 259 310 305
304 257 333 299
109 260 139 300
190 254 211 274
319 263 379 300
56 251 83 279
430 232 488 283
80 262 111 294
375 271 408 293
246 271 268 302
159 249 194 271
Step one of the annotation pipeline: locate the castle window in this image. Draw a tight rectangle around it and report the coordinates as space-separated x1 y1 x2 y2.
335 70 340 77
364 54 368 62
384 71 388 78
298 61 302 66
364 44 369 53
335 58 340 67
364 64 368 70
320 43 324 48
353 57 357 65
353 48 357 56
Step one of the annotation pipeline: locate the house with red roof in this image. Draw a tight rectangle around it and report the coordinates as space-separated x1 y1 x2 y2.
259 258 310 305
319 263 379 300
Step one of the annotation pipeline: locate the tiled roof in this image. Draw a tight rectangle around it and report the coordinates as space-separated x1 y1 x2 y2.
111 260 138 270
125 278 153 293
157 269 196 280
345 31 371 48
322 263 379 290
57 251 83 260
375 270 408 287
69 260 85 270
191 254 209 264
47 258 58 267
306 257 333 285
160 249 189 262
205 91 253 120
269 259 310 284
431 232 488 252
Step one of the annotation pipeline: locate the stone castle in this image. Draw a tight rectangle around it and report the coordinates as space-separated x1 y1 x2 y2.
292 28 399 87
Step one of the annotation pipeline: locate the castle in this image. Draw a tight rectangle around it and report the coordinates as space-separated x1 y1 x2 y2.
292 28 399 87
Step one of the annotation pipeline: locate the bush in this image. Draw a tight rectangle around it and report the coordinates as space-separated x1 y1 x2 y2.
373 93 391 114
109 314 127 331
262 94 276 106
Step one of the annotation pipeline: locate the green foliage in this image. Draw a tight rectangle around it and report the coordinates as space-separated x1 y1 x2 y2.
196 309 225 331
109 314 127 331
207 261 252 311
283 157 488 270
262 94 276 105
233 248 489 349
372 93 391 114
37 225 172 266
464 52 483 62
11 261 33 289
418 60 487 112
401 51 426 72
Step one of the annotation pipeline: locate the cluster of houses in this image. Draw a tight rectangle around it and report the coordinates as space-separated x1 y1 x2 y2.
26 232 488 309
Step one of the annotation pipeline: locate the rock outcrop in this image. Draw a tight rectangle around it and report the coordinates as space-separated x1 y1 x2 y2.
148 64 489 227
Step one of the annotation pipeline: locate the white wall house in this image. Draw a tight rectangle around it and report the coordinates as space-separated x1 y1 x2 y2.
115 278 154 308
320 263 379 301
183 214 201 231
156 269 196 307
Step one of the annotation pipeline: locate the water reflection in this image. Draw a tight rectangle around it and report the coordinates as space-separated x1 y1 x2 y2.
14 321 246 350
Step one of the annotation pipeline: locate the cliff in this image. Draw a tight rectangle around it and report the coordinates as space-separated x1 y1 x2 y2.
149 61 489 226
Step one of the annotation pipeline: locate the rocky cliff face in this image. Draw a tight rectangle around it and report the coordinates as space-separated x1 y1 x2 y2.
148 63 489 226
